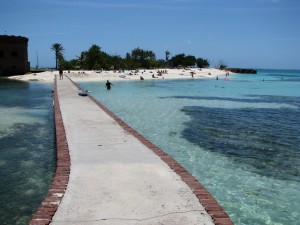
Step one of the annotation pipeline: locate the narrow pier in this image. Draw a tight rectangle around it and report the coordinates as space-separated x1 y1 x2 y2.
30 76 233 225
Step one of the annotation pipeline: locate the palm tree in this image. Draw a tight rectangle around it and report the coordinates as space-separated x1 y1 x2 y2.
165 50 171 68
51 43 65 69
165 50 170 61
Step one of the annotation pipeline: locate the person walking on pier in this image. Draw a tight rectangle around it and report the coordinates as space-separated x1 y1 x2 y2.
59 68 63 80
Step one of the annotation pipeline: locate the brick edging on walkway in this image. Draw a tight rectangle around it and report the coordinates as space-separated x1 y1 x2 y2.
28 77 70 225
69 77 234 225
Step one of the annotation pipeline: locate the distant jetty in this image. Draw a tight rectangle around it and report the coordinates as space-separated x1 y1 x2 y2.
227 68 257 74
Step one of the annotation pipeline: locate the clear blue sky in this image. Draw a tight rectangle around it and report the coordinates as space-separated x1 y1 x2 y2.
1 0 299 69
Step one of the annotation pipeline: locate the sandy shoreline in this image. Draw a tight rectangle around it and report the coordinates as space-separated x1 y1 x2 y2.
8 68 232 82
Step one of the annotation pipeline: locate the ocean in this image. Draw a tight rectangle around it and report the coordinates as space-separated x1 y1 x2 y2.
0 78 55 225
0 69 299 225
78 69 300 225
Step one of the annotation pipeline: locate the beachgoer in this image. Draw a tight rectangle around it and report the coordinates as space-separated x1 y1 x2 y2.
59 68 63 80
140 76 144 80
216 76 219 80
105 80 113 90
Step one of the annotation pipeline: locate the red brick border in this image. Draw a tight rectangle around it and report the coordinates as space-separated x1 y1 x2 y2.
28 77 70 225
69 77 234 225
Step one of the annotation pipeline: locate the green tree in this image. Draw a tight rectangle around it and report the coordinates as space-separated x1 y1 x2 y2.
110 55 123 70
171 54 197 68
154 59 167 68
170 53 186 67
165 50 170 61
75 52 86 69
51 43 64 69
60 59 78 70
217 60 227 70
184 55 196 67
61 44 213 70
196 58 210 68
131 48 156 68
84 45 102 69
165 50 171 68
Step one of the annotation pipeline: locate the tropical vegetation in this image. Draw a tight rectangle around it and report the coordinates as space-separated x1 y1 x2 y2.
50 43 65 69
53 43 210 70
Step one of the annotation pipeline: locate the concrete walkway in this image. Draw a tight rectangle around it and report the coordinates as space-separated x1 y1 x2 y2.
50 77 215 225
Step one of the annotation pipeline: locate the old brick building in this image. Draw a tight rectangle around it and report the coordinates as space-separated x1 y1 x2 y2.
0 35 30 76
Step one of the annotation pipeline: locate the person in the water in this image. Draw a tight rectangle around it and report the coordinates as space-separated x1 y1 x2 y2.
105 80 113 90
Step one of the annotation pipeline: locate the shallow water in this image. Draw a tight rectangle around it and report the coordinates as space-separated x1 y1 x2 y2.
0 78 55 225
79 69 300 225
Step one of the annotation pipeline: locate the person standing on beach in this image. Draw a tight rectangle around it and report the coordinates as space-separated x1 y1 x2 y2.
59 68 63 80
105 80 113 90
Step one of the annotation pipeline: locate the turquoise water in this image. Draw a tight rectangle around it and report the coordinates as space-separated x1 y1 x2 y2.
79 69 300 225
0 79 55 225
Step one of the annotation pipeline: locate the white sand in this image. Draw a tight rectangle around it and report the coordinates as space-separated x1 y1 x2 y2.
9 68 232 82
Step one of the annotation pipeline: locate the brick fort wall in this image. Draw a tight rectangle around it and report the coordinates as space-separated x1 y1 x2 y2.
0 35 30 76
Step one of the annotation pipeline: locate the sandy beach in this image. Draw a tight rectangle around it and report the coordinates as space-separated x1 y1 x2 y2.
9 68 231 82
